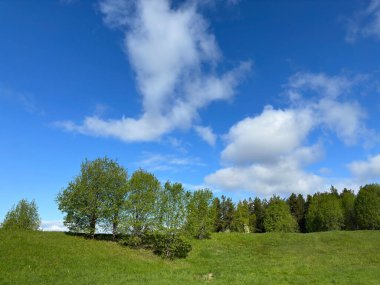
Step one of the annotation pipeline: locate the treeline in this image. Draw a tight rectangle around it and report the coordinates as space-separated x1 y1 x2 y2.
3 157 379 259
212 185 380 234
53 157 380 258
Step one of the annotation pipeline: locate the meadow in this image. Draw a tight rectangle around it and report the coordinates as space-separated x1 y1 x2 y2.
0 230 379 284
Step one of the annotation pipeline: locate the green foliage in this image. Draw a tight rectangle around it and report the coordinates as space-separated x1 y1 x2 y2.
210 197 223 232
233 200 251 233
264 196 298 233
1 199 40 231
57 157 128 238
157 181 189 235
252 197 266 232
123 169 161 237
340 189 356 230
287 193 306 232
354 184 380 230
185 189 213 239
220 195 235 231
152 233 192 259
306 193 344 232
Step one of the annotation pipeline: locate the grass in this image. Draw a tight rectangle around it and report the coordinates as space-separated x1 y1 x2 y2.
0 230 379 284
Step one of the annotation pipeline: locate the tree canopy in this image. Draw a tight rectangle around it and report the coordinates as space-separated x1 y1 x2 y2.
1 199 40 231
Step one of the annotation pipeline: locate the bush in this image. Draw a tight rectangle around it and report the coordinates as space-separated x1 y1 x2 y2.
118 235 143 248
153 233 192 259
355 184 380 230
2 199 40 231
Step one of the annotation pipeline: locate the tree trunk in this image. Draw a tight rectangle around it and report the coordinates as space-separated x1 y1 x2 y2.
89 216 96 239
112 221 118 241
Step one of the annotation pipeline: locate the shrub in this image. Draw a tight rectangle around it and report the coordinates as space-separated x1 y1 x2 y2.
118 235 143 248
153 233 192 259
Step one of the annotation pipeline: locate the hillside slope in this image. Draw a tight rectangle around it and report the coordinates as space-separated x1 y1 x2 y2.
0 230 379 284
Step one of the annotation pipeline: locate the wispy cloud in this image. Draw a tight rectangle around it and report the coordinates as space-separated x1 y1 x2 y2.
194 125 217 146
345 0 380 42
0 86 44 115
57 0 250 143
137 152 205 172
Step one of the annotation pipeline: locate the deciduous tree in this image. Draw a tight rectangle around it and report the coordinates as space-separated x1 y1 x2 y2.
1 199 40 231
354 184 380 230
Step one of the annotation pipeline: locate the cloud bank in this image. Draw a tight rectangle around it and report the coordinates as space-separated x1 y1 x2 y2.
58 0 250 143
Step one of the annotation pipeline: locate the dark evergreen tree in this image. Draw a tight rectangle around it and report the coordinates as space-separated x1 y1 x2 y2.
220 195 235 232
287 193 306 232
340 188 356 230
253 197 266 232
210 197 223 232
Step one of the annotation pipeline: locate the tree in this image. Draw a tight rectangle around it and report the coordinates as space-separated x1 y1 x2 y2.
264 196 298 233
253 197 266 232
185 189 213 239
220 195 235 232
306 193 344 232
233 200 251 233
354 184 380 230
2 199 40 231
340 188 356 230
287 193 306 232
123 169 161 238
157 181 189 234
210 197 223 232
57 157 128 238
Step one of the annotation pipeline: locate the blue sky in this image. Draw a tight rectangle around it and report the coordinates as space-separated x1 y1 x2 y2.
1 0 380 230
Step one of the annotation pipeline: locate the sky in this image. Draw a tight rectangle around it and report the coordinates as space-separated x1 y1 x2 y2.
1 0 380 231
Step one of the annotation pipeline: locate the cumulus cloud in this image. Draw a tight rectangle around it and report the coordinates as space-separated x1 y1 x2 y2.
206 72 371 196
345 0 380 42
205 159 325 196
58 0 250 142
221 106 314 165
348 154 380 180
194 125 217 146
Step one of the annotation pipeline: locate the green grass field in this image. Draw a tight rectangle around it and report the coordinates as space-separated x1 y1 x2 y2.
0 230 379 284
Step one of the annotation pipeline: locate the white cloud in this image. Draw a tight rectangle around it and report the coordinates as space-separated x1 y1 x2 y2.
58 0 250 142
221 106 314 165
348 154 380 180
206 72 372 196
345 0 380 42
205 156 325 196
41 220 67 232
194 125 217 146
287 72 369 145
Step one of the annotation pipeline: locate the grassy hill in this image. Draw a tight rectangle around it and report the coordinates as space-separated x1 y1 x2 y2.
0 230 379 284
